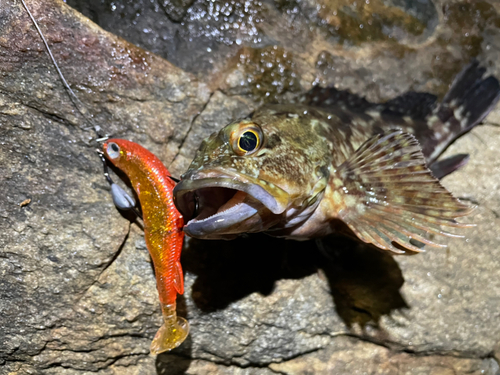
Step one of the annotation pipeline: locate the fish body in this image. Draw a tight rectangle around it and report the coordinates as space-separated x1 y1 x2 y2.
174 62 500 253
102 139 188 354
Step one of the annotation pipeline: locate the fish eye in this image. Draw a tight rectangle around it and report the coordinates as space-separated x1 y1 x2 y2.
230 123 263 156
239 131 258 152
106 142 121 159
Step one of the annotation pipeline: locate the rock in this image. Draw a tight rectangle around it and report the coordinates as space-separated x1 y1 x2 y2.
1 0 500 374
0 0 208 372
269 337 500 375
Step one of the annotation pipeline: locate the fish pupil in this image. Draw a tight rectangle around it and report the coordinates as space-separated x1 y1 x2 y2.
239 131 258 152
111 143 119 153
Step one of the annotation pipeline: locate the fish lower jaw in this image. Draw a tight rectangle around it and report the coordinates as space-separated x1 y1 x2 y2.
187 201 257 228
182 187 285 239
184 199 260 238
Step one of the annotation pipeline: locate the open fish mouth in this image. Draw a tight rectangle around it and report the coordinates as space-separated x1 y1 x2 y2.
173 168 290 238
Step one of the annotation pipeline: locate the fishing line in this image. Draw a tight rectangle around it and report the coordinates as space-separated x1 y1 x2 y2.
19 0 104 138
20 0 181 194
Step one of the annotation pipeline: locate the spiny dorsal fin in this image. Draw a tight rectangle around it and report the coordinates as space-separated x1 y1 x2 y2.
335 130 474 253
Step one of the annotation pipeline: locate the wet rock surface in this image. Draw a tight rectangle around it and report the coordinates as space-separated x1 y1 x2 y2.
1 0 500 374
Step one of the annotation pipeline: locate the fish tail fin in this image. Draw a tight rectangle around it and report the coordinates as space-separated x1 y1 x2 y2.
429 61 500 161
150 303 189 354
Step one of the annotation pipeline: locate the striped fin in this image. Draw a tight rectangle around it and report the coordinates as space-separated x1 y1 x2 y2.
438 61 499 133
335 130 474 253
426 61 500 163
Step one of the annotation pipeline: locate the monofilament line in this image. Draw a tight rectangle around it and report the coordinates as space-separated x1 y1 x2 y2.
19 0 104 138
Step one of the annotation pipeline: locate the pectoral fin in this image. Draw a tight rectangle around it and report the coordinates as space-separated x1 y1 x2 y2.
334 130 474 253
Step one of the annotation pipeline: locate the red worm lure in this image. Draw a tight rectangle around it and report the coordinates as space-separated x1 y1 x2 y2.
102 139 188 354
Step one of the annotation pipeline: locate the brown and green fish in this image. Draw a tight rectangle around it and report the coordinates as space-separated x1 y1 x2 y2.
173 62 500 253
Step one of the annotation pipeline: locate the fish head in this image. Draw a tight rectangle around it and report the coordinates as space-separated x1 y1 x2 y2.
173 108 332 239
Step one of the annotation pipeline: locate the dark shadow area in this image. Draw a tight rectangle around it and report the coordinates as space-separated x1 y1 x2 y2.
182 234 318 312
155 342 192 375
319 234 409 328
182 231 409 329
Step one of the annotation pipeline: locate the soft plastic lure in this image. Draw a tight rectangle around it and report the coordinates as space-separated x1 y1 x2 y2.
19 0 189 354
102 139 188 354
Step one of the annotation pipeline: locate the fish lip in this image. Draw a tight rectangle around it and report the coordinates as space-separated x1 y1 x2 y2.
180 201 259 238
173 168 290 233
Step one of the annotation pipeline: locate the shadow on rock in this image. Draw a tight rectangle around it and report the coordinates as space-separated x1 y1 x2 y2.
182 234 318 312
156 351 192 375
183 232 409 328
318 234 409 328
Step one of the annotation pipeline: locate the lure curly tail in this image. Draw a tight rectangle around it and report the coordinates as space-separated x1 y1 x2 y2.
150 303 189 354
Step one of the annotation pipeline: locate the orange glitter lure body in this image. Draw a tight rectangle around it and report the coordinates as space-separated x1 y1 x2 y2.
102 139 188 354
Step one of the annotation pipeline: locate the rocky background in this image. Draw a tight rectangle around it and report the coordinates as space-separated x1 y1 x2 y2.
1 0 500 374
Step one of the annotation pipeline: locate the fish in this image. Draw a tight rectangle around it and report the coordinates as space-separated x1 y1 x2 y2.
102 139 189 354
173 62 500 253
